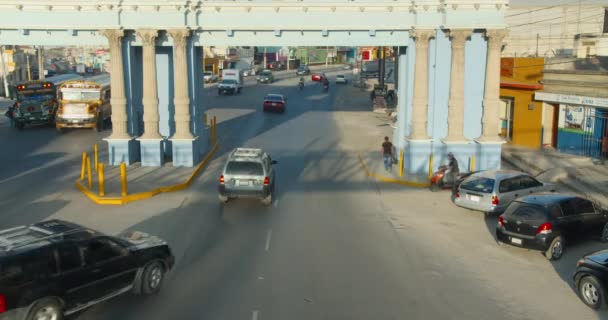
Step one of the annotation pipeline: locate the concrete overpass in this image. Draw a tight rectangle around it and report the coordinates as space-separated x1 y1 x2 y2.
0 0 509 176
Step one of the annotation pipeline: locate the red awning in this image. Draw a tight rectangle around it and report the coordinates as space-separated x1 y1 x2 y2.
500 80 543 90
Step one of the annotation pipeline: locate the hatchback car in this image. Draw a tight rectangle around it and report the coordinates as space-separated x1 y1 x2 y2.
496 193 608 260
256 70 274 83
296 66 311 76
336 75 348 84
263 94 286 113
311 73 326 82
574 249 608 309
454 170 555 214
218 148 277 205
0 219 174 320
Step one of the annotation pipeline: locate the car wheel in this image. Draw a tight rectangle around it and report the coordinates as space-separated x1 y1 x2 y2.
544 235 565 260
578 276 607 309
26 298 63 320
219 195 229 204
261 192 272 206
142 261 165 295
600 223 608 243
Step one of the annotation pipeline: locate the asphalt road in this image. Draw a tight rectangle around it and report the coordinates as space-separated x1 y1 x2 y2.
0 68 606 320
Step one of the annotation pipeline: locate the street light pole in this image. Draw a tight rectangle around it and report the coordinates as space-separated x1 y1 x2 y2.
0 46 10 98
38 46 45 80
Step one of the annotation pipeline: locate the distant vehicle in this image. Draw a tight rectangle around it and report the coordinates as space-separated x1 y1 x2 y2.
218 148 277 205
256 70 275 84
11 74 83 130
361 61 379 79
454 170 555 214
574 248 608 309
203 71 218 83
296 65 311 76
267 61 285 70
0 219 174 320
56 73 112 133
263 94 287 113
335 75 348 84
243 69 256 77
311 73 326 82
496 193 608 260
218 69 243 95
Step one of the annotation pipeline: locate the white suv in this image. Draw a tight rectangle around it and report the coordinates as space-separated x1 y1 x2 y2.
218 148 277 205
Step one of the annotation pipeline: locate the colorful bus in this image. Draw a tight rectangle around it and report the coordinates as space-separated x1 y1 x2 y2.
12 74 83 130
56 73 111 133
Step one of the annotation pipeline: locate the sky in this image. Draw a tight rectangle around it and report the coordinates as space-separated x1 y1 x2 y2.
509 0 608 7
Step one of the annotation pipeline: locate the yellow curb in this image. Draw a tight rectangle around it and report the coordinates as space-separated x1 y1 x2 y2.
357 154 431 188
76 143 219 205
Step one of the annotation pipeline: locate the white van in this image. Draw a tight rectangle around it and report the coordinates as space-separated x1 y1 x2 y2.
218 69 244 95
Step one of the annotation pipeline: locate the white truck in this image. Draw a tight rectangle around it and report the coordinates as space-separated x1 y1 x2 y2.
218 69 243 95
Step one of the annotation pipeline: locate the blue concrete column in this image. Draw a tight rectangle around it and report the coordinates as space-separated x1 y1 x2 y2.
405 139 433 181
393 47 408 151
188 38 209 156
474 141 504 171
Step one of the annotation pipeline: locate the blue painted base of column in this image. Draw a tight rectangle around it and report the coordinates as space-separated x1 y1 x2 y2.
474 140 505 171
138 138 165 167
442 140 477 173
171 137 200 167
104 137 140 166
197 127 210 156
405 139 432 179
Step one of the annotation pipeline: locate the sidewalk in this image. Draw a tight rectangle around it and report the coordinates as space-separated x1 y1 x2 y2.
502 144 608 207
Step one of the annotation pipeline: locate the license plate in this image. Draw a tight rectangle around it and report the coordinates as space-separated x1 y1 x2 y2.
511 237 522 245
71 120 79 123
469 195 480 202
29 117 36 120
238 180 250 186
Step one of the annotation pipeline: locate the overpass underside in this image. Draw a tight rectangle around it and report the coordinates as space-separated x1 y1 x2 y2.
0 0 509 176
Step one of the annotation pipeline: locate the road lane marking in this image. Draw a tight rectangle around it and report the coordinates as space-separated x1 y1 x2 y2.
265 229 272 252
252 310 259 320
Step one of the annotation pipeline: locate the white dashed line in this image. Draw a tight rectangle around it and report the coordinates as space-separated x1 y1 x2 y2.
265 229 272 252
252 310 259 320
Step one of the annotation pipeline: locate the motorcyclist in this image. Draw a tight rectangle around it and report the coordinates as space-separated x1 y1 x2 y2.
322 77 329 90
299 77 305 89
446 152 460 186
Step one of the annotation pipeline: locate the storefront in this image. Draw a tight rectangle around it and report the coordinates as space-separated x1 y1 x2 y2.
534 92 608 160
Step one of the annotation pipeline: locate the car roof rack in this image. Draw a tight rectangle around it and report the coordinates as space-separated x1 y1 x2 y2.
0 225 88 252
232 148 263 158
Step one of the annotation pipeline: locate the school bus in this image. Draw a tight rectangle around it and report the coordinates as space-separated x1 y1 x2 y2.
56 73 111 133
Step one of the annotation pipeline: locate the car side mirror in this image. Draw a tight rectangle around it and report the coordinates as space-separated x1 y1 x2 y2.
271 160 278 165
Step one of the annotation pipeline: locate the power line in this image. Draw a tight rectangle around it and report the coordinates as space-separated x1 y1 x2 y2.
510 56 608 69
508 12 604 28
506 0 598 18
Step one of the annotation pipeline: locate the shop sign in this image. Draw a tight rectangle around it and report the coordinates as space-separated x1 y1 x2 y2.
535 92 608 108
558 105 595 132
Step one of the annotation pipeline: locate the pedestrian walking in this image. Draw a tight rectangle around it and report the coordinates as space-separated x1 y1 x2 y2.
381 136 394 172
370 90 376 103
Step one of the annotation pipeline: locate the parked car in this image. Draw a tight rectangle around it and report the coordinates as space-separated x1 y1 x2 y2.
296 66 311 76
218 148 277 205
574 249 608 309
335 75 348 84
454 170 555 214
256 70 274 84
496 193 608 260
0 219 174 320
203 71 218 83
243 69 256 77
263 94 287 113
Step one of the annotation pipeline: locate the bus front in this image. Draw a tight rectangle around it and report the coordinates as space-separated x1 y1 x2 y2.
12 82 57 129
56 82 102 132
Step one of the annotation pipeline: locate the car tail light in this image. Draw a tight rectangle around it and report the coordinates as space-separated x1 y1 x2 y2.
455 191 460 199
0 294 6 313
219 175 225 184
263 177 270 186
537 222 553 235
577 258 585 267
497 216 505 227
491 196 499 206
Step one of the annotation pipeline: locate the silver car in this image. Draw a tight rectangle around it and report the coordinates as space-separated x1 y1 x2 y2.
454 170 555 214
218 148 277 205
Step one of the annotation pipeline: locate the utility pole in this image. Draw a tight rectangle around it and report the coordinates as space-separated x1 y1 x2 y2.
263 47 267 68
536 33 539 57
0 46 10 98
37 46 44 80
326 46 329 67
26 54 31 81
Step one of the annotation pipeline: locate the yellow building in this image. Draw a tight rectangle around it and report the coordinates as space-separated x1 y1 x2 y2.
499 57 544 148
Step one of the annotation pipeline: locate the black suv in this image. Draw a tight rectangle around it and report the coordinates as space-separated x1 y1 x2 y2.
0 219 174 320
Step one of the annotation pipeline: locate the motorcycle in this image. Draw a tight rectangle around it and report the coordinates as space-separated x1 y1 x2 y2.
429 165 475 193
323 83 329 92
299 82 304 90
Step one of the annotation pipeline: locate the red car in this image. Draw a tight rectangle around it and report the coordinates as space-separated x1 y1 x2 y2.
311 73 326 82
263 94 286 113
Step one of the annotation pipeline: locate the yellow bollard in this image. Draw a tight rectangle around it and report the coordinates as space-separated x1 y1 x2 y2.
93 144 98 172
399 150 404 177
428 153 434 180
86 155 93 189
98 163 105 196
470 155 476 172
120 162 128 197
80 152 87 181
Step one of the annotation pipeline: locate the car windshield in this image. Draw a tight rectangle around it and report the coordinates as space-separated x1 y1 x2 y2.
505 202 548 221
337 75 345 78
460 177 495 193
226 161 263 175
261 71 272 76
221 80 236 84
204 72 212 76
265 95 283 101
61 90 100 101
